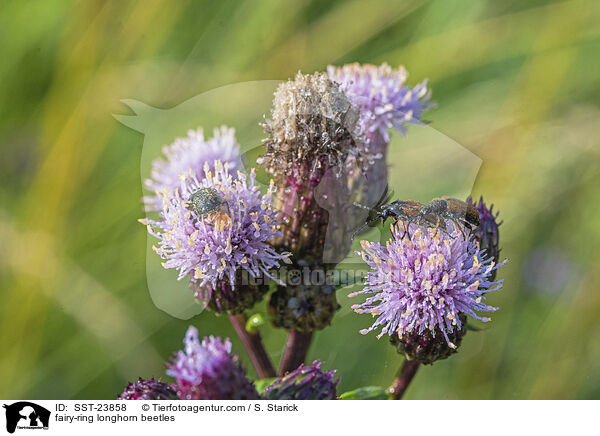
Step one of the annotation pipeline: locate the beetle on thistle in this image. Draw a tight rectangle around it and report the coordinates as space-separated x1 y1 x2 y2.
353 196 480 240
418 197 480 236
186 187 230 221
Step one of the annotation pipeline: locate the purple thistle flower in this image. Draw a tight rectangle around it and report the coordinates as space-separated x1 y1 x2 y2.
328 63 432 225
166 327 259 400
144 126 242 211
351 222 505 348
141 161 290 294
327 62 432 146
467 196 502 280
262 361 339 400
117 377 179 400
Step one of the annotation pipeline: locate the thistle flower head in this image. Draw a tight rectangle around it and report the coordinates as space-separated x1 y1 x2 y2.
262 361 339 400
166 327 259 400
117 377 179 400
259 71 366 180
141 161 290 293
327 63 432 146
351 222 505 348
144 126 241 210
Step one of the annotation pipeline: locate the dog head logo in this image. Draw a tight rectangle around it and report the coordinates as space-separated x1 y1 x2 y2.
3 402 50 433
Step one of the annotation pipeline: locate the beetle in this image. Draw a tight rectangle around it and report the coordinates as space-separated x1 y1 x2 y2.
352 198 423 240
417 197 480 236
185 187 230 219
352 196 480 240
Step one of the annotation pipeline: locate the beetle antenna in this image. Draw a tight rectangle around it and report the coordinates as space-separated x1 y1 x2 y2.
351 222 369 242
352 201 374 211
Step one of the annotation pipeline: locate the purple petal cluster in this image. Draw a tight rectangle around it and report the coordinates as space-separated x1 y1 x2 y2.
351 222 505 348
144 126 241 210
141 160 290 291
262 361 339 400
117 377 179 400
166 326 259 400
327 63 432 146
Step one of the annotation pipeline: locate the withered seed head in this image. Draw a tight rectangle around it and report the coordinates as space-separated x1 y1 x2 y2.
260 72 366 179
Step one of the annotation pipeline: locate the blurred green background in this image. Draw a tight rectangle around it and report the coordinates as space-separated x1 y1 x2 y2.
1 0 599 400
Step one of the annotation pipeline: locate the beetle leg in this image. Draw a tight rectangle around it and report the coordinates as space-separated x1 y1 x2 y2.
401 218 412 240
405 223 412 240
430 221 438 237
453 219 466 238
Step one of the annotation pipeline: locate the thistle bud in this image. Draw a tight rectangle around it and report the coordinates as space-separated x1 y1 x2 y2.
117 378 179 400
262 361 339 400
268 261 340 332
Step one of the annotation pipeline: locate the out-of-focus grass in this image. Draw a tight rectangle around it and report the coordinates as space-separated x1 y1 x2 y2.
0 0 599 399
